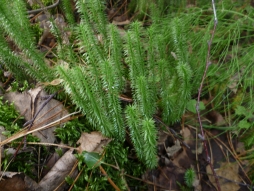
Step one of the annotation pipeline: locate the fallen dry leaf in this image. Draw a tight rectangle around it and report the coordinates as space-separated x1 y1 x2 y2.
157 127 171 156
207 162 240 191
166 140 182 159
0 173 40 191
181 127 203 154
0 174 27 191
28 86 42 103
3 87 69 143
206 110 226 126
181 127 192 145
28 88 69 143
3 91 32 120
77 131 111 154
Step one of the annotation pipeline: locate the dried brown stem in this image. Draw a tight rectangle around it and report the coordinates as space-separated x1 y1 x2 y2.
195 0 220 190
27 0 60 14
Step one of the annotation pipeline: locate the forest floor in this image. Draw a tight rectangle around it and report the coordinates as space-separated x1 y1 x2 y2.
0 0 254 191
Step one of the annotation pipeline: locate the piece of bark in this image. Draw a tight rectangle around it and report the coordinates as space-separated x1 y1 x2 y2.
38 149 77 191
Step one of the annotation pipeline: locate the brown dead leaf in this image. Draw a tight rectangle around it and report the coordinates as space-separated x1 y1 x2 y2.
0 174 27 191
181 127 192 145
28 86 42 102
157 128 170 155
0 173 40 191
76 131 111 154
236 142 246 156
181 127 203 154
206 110 226 126
207 162 240 191
3 88 69 144
166 140 182 159
3 91 32 120
173 149 192 169
29 89 69 143
112 14 128 22
202 97 226 126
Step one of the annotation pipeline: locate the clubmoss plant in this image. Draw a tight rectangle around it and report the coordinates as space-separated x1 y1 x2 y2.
55 118 88 146
0 0 54 82
184 168 196 188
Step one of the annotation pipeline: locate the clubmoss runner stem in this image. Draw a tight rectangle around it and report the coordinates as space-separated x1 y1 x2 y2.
196 0 221 191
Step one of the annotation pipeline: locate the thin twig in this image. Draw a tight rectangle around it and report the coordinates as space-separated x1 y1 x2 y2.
14 91 59 156
0 111 80 148
195 0 220 190
99 166 121 191
27 0 60 14
23 91 59 128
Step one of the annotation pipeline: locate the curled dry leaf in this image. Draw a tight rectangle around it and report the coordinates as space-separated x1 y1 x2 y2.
76 131 111 154
30 88 68 143
166 140 182 159
206 162 240 191
38 79 63 86
3 87 69 144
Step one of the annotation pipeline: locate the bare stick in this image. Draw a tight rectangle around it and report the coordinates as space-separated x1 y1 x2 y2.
195 0 220 191
0 111 80 147
27 0 60 14
23 91 58 128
